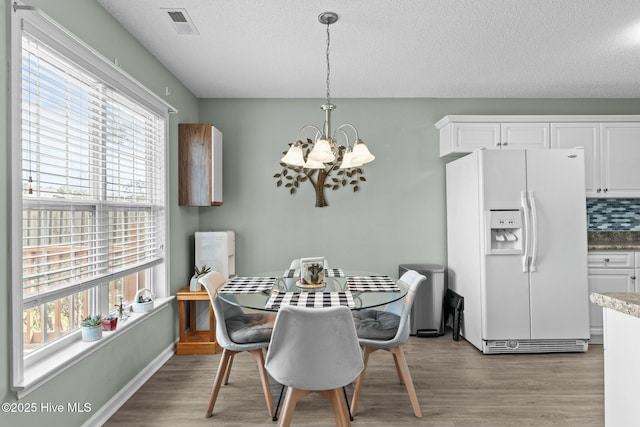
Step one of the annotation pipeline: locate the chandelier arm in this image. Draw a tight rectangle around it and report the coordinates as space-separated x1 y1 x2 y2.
334 128 351 150
333 123 360 147
296 125 323 143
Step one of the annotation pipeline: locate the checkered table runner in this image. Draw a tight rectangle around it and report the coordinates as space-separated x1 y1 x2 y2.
282 268 345 278
346 276 399 292
265 290 355 309
218 277 276 294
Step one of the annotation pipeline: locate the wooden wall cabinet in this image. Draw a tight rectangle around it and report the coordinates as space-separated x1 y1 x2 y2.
179 123 223 206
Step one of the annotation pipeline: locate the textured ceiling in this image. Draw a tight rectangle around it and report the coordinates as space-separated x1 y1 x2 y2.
97 0 640 98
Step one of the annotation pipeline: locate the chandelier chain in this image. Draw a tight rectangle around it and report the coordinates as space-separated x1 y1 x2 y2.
325 21 331 104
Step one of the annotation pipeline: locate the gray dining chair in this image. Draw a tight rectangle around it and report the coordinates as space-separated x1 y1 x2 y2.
350 269 426 418
265 305 364 427
198 271 276 419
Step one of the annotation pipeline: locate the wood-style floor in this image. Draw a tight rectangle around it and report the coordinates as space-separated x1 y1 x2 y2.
104 333 604 427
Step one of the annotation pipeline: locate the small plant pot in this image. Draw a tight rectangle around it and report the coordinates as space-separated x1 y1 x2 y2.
189 275 202 291
102 317 118 331
82 325 103 342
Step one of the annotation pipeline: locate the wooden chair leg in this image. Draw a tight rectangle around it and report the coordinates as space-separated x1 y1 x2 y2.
391 350 406 384
250 349 275 417
390 346 422 418
223 353 234 385
329 388 351 427
206 349 235 417
279 388 309 427
350 346 375 416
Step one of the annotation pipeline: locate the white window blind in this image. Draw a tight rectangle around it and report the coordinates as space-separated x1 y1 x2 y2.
21 31 166 307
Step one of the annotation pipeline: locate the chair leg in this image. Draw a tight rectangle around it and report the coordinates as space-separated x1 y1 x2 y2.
249 349 275 417
279 388 309 427
390 346 422 418
223 353 234 385
391 350 406 384
206 348 235 417
350 346 375 416
331 388 352 427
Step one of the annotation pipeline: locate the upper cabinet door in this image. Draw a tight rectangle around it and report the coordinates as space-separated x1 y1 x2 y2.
551 123 600 196
500 123 550 150
601 123 640 197
450 122 500 152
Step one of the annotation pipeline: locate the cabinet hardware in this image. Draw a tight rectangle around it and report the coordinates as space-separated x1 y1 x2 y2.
604 188 608 193
604 258 610 262
502 142 508 146
632 276 636 280
597 188 602 193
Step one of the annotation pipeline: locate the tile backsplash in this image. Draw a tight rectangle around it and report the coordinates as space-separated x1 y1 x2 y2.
587 198 640 231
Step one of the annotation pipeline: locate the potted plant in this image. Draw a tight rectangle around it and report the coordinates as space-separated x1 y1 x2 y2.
102 315 118 331
190 264 211 291
81 314 103 342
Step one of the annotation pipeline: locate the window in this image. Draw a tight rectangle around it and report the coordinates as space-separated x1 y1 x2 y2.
11 5 173 394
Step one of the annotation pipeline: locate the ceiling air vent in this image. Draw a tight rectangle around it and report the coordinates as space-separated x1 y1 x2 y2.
162 8 199 35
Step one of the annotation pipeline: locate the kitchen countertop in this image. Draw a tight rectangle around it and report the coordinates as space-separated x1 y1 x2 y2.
588 231 640 251
590 292 640 318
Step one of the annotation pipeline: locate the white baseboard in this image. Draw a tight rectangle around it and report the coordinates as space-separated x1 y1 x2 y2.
83 341 177 427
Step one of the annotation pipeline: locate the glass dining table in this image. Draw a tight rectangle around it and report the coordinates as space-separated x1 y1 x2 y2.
216 269 408 312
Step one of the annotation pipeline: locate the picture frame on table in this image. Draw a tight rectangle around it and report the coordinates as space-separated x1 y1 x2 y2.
299 257 326 285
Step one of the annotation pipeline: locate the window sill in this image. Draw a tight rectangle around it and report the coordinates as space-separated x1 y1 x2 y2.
13 296 174 399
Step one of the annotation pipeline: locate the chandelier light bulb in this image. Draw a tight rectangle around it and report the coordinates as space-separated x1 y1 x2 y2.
281 145 305 166
351 140 375 164
308 138 336 162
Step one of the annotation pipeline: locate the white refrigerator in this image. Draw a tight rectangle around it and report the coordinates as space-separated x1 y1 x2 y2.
446 149 590 354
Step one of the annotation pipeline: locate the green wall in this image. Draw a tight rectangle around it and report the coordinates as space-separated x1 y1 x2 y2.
1 1 200 426
197 98 640 276
2 1 640 426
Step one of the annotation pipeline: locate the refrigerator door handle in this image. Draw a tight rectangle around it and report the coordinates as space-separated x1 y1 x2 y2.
520 191 530 273
528 191 538 272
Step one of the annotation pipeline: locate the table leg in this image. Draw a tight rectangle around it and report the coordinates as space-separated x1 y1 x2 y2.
178 300 186 342
189 301 196 336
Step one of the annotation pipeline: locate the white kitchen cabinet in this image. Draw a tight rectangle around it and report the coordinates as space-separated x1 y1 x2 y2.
437 118 640 195
501 122 550 150
588 252 636 342
438 119 549 155
552 122 640 197
445 122 500 153
550 123 600 196
600 123 640 197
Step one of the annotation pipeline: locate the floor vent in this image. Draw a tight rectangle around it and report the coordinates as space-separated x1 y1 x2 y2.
484 339 589 354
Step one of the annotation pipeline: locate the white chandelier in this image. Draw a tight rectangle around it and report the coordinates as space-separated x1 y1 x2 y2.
280 12 375 170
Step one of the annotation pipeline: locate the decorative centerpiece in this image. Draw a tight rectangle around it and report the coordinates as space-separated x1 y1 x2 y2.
297 260 326 289
190 264 211 291
81 314 103 342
